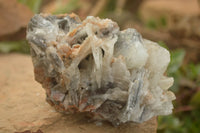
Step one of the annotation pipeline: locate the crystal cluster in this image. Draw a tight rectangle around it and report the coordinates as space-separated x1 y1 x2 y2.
26 13 175 125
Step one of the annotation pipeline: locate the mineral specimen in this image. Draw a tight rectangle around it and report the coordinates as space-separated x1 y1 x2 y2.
26 13 175 125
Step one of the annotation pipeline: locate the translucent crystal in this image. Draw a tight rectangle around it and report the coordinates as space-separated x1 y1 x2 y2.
26 13 175 125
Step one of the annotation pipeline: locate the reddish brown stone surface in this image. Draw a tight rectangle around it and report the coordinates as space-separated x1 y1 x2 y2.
0 0 33 40
0 54 157 133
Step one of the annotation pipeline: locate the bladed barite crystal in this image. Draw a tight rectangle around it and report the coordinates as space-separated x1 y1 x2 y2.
26 13 175 125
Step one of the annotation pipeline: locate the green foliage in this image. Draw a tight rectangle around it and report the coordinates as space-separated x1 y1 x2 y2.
168 49 185 74
158 115 183 133
0 41 30 54
157 42 200 133
158 110 200 133
159 16 167 27
106 0 117 12
154 43 183 92
146 19 157 29
157 42 185 92
53 0 80 14
185 63 200 84
18 0 42 13
146 16 168 29
167 49 185 92
191 91 200 107
99 0 117 18
158 41 169 50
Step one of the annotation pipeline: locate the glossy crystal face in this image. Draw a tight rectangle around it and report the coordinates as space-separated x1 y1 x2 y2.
27 13 175 125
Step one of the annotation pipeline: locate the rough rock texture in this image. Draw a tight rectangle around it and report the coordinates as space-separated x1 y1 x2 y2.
26 13 175 125
0 54 157 133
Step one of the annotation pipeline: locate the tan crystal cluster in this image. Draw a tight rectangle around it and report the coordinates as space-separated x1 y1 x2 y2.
26 13 175 125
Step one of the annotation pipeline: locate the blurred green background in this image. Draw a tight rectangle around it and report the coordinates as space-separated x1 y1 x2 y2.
0 0 199 132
